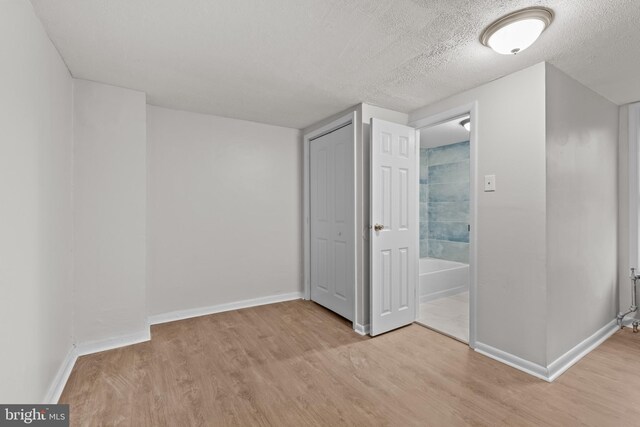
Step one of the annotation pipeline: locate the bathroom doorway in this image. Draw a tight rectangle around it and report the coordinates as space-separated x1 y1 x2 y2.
413 112 475 344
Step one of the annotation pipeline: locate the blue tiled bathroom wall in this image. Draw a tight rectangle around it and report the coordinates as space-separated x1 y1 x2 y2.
420 141 470 263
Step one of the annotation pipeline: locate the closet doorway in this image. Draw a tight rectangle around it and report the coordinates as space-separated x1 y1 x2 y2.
304 114 357 322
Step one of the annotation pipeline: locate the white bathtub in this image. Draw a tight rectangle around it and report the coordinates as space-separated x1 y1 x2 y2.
419 258 469 302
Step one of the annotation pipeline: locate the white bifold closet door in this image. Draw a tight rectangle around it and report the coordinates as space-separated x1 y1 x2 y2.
370 118 418 336
309 123 355 321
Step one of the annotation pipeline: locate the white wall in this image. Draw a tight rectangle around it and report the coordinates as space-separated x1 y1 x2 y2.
73 80 148 344
147 106 302 316
410 63 549 365
0 0 74 402
409 62 622 371
545 64 619 362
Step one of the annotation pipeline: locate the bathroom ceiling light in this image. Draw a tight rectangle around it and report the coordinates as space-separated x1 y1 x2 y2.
459 118 471 132
480 7 553 55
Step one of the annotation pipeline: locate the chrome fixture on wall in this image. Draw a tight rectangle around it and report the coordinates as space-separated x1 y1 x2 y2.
617 268 640 331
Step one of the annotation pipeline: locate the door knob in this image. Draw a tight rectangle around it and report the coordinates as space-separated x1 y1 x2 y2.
374 224 384 232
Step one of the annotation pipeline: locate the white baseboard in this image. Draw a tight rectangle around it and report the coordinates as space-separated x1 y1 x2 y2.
546 319 618 381
43 328 151 403
420 285 468 303
474 342 549 381
354 323 370 336
148 291 304 325
43 346 78 404
475 318 618 382
75 328 151 357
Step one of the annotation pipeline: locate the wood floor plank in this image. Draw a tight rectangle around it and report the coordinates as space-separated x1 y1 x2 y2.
59 300 640 426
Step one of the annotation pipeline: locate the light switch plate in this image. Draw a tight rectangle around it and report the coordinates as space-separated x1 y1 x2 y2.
484 174 496 192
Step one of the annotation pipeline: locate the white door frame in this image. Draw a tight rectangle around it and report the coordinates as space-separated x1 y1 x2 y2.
303 112 358 329
409 102 478 349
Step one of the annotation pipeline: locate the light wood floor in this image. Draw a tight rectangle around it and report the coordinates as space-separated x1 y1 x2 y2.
60 300 640 426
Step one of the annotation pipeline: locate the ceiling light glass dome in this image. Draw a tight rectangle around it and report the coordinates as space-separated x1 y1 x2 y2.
481 7 553 55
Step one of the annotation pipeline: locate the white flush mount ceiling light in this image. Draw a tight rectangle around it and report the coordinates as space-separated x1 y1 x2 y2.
481 7 553 55
459 117 471 132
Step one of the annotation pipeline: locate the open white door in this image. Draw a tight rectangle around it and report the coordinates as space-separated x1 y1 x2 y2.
370 118 418 336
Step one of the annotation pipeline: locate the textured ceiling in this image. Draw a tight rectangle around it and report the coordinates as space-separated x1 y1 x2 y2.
30 0 640 129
